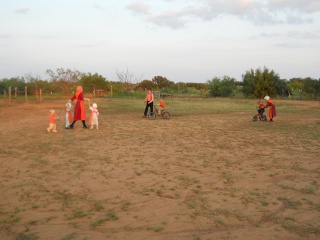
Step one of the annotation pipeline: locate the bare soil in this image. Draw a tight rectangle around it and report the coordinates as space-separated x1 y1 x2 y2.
0 98 319 240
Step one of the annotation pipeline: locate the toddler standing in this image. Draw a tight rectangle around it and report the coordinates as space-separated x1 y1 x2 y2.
88 103 99 129
65 102 73 128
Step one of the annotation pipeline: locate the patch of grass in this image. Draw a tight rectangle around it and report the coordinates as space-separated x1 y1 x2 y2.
60 232 76 240
284 216 294 221
193 235 201 240
221 172 234 184
93 201 105 211
278 184 296 190
16 232 38 240
281 222 319 236
277 196 288 201
261 201 269 206
288 200 302 209
249 191 261 196
34 158 48 165
151 226 164 232
214 217 225 225
302 198 313 205
67 210 87 220
91 210 119 228
267 172 278 177
136 187 155 195
120 201 131 211
32 204 39 209
300 187 315 194
177 176 200 186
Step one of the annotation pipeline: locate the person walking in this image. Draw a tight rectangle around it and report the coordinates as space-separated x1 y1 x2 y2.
264 96 276 122
66 86 90 129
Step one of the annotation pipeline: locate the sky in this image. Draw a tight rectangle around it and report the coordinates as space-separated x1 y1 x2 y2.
0 0 319 83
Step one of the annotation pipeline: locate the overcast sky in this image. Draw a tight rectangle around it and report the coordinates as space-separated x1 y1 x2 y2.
1 0 319 83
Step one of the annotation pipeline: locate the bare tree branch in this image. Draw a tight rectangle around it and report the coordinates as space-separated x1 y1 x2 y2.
116 68 142 92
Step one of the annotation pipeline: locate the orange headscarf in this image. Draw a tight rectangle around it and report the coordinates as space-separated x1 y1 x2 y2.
75 86 83 99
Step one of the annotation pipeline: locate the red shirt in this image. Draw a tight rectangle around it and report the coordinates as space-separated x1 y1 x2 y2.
50 113 55 123
258 103 265 109
160 101 166 108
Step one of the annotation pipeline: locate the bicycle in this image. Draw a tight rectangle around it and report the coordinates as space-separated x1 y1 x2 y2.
252 107 267 121
148 106 170 120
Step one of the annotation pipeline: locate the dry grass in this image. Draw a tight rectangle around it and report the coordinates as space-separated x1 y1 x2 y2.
0 97 319 240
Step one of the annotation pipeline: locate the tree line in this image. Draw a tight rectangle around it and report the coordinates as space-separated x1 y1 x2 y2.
0 67 319 100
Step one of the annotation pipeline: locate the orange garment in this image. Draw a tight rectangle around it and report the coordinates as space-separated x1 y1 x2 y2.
160 101 166 108
266 99 276 119
67 111 72 123
258 103 265 109
50 113 56 123
88 108 99 126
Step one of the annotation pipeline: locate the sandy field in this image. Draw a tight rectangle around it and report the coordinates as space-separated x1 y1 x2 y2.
0 97 319 240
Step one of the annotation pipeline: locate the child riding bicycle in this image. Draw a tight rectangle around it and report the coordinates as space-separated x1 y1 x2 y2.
255 100 266 120
155 99 166 116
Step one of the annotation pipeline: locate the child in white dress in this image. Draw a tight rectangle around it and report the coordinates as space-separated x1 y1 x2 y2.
88 103 99 129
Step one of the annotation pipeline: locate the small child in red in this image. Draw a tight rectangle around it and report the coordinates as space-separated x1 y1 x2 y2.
47 109 59 133
256 100 265 120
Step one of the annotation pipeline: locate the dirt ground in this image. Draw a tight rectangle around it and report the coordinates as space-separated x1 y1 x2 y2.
0 98 319 240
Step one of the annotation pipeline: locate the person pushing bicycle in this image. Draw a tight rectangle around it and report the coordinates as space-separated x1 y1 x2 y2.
143 89 154 117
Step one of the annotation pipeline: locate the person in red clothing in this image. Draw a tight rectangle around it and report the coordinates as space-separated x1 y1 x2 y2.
47 109 59 133
66 86 90 129
264 96 276 122
143 89 154 117
256 100 265 120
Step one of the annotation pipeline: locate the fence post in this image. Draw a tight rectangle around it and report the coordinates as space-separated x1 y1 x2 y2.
15 87 17 99
110 85 113 98
40 89 42 103
4 90 6 100
25 86 28 103
9 86 11 103
36 89 39 103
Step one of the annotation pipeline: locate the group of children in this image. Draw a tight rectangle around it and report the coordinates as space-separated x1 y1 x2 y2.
255 95 276 122
47 91 276 133
47 102 99 133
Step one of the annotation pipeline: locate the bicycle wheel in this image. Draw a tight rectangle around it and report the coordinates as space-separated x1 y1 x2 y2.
252 115 258 121
261 115 267 121
162 111 170 119
148 112 156 120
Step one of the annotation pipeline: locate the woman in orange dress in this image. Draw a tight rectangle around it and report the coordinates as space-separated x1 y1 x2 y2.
66 86 90 129
264 96 276 122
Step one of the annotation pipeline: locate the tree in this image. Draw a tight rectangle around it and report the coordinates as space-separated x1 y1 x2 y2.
152 76 174 89
275 79 290 98
46 68 82 95
302 78 320 100
116 68 142 92
207 76 236 97
81 73 108 93
287 78 303 98
24 73 52 94
0 77 26 93
242 67 280 98
135 79 157 91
